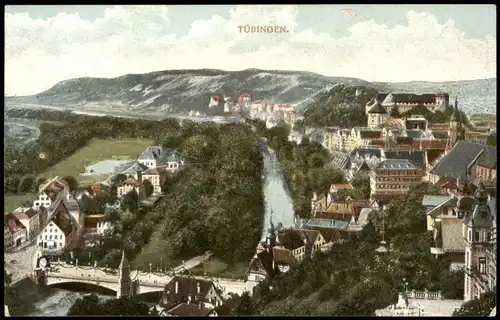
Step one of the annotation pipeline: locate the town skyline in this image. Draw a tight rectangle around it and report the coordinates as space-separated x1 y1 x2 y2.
5 5 497 96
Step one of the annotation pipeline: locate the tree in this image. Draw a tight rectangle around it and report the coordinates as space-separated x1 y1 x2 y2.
486 133 496 146
452 290 496 316
121 190 139 213
17 175 36 193
308 165 345 208
67 294 103 315
351 177 371 200
62 175 78 192
115 174 128 185
142 179 154 197
79 195 96 215
4 175 21 194
68 295 150 316
233 292 255 315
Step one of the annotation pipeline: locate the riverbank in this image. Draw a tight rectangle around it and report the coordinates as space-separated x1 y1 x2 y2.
5 277 44 315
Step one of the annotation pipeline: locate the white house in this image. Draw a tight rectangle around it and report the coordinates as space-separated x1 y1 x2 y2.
83 214 111 237
117 178 145 198
33 177 70 210
38 221 69 250
138 146 165 169
142 168 164 194
11 207 40 240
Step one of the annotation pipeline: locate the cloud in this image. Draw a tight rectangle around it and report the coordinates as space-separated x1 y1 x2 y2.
5 5 496 95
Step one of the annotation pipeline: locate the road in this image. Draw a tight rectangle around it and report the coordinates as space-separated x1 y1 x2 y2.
4 242 39 284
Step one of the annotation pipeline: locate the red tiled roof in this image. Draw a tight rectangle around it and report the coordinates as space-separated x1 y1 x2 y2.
43 178 68 201
4 213 26 233
12 208 38 220
121 178 143 187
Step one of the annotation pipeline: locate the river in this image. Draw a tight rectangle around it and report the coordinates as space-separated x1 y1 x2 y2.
14 136 294 316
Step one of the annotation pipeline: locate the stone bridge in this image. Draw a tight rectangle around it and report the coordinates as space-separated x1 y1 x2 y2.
41 264 253 296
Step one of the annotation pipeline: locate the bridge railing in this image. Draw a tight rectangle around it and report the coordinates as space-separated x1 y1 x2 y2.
47 273 166 288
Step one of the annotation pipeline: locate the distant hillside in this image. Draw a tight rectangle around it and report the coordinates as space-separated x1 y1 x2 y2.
5 69 496 116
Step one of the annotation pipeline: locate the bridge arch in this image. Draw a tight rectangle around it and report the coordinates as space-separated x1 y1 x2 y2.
46 277 118 294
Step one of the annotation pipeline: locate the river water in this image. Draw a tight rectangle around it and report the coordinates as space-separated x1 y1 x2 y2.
17 128 295 316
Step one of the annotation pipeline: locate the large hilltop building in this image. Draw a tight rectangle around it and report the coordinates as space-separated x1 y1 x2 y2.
366 92 450 115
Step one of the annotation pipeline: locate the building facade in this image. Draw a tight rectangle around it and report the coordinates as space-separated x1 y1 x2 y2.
370 159 424 201
463 184 496 301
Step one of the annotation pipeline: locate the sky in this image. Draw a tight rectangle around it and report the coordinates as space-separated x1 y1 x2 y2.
5 5 497 96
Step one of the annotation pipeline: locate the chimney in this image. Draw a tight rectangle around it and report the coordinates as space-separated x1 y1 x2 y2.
175 281 179 294
197 282 201 294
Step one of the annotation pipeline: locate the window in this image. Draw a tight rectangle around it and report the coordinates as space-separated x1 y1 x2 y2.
49 229 52 233
479 258 486 274
60 242 63 247
44 235 47 240
474 231 480 242
487 232 491 242
468 230 472 242
49 235 52 240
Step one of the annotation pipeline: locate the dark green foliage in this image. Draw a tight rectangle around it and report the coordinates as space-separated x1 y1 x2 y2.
233 292 255 315
452 290 496 316
121 190 139 214
71 122 265 270
142 179 154 197
17 175 36 193
303 85 375 128
251 183 465 316
61 175 78 192
486 133 496 146
67 294 150 316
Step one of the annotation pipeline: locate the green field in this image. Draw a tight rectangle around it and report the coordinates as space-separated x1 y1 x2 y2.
188 258 248 280
4 193 37 213
40 138 153 186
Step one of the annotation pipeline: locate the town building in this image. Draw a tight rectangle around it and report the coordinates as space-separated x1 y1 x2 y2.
83 214 110 237
11 207 40 240
463 184 497 301
4 225 13 249
427 141 496 189
4 214 27 249
370 159 424 201
38 201 78 252
159 277 223 309
425 194 474 270
33 177 70 210
117 178 146 198
142 167 167 194
366 92 449 114
137 146 184 172
366 101 389 128
446 98 466 151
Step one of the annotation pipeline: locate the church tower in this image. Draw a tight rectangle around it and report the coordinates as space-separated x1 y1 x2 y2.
462 183 494 301
117 249 131 299
266 211 277 264
446 97 466 150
